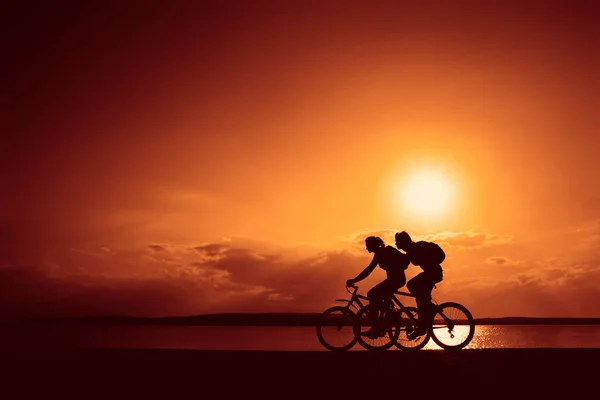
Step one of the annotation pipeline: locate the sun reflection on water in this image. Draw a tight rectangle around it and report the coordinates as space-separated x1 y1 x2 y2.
422 325 506 350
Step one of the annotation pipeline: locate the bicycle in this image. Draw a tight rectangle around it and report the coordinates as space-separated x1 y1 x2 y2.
316 284 423 352
316 284 476 352
390 290 476 351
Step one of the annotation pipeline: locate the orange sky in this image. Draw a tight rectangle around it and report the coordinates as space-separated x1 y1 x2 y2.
3 1 600 319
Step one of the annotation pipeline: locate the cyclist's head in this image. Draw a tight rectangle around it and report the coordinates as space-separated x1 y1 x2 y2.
365 236 385 253
395 231 412 250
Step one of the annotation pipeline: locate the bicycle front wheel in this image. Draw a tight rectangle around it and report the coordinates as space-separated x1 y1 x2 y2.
430 302 475 350
394 306 430 351
316 306 357 351
353 306 400 351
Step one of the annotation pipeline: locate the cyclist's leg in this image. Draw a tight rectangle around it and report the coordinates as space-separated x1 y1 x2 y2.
421 280 437 331
378 279 401 312
421 265 443 328
407 273 434 337
366 280 393 335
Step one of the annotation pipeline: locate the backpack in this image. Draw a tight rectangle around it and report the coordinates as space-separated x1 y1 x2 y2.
427 242 446 265
388 246 410 270
413 241 446 266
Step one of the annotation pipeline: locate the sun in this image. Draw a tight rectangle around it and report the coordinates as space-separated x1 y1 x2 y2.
398 169 456 219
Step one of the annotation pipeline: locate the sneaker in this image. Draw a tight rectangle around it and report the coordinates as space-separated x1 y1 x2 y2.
362 327 383 339
407 327 427 340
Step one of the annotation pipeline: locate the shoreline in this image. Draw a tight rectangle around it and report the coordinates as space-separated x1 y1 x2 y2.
2 348 596 398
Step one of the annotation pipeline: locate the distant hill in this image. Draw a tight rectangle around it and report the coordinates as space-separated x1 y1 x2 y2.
9 313 600 326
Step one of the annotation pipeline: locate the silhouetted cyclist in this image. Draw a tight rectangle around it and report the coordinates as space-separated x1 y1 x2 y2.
394 230 446 339
346 236 409 339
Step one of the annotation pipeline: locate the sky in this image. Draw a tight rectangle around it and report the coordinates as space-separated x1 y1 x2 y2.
3 1 599 319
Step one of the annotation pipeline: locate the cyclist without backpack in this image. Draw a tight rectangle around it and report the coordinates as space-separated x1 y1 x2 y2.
346 236 410 339
395 230 445 339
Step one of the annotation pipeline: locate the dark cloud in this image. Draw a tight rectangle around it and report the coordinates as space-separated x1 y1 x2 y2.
148 244 167 252
194 243 228 256
485 256 520 265
0 240 369 318
0 265 204 318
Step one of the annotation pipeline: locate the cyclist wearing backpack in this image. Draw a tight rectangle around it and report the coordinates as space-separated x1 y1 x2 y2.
346 236 410 339
394 230 445 339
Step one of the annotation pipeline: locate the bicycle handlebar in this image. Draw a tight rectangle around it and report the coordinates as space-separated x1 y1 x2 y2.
345 283 359 294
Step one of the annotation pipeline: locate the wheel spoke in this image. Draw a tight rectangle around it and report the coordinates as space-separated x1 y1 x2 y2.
394 306 430 351
354 306 400 351
430 302 475 350
316 306 357 351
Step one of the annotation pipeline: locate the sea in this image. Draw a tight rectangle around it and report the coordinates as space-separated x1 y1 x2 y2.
1 324 600 351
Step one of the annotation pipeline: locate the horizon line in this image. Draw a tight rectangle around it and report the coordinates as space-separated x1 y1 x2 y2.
5 313 600 321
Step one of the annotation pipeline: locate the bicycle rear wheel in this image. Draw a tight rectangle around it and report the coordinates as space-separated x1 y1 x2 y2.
430 302 475 350
353 306 400 351
394 306 430 351
316 306 357 351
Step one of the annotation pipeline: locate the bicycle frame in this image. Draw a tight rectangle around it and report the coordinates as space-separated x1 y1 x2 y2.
335 285 420 326
395 291 454 329
389 290 420 326
334 285 369 314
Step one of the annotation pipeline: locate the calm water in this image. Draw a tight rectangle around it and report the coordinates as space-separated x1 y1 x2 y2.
2 324 600 350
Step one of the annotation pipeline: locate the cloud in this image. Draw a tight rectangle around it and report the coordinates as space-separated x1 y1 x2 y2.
0 265 203 318
572 219 600 252
433 231 514 250
2 227 599 319
486 256 519 265
333 229 397 253
194 243 228 257
0 238 372 318
148 244 168 253
339 228 514 252
436 258 600 318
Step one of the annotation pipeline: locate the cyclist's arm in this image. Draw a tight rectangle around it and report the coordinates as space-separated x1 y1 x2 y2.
349 256 378 283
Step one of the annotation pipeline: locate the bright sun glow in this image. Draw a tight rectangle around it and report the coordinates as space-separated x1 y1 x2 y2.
398 170 455 219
